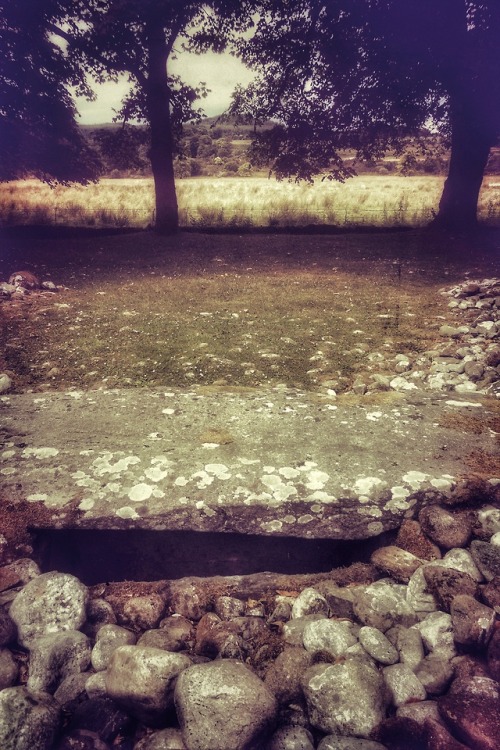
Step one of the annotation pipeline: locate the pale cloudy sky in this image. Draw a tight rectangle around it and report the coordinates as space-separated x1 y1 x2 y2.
73 50 254 124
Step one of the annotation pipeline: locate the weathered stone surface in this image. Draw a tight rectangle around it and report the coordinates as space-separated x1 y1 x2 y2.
53 673 89 712
474 506 500 539
440 548 483 580
406 567 438 619
82 599 116 639
314 582 356 619
10 572 88 648
54 730 109 750
423 565 478 612
91 624 136 671
134 728 187 749
266 725 315 750
414 612 456 659
449 675 500 700
27 630 91 694
481 576 500 611
0 558 40 591
383 663 427 706
374 716 427 750
66 696 131 744
317 739 388 750
0 686 60 750
393 626 424 671
105 645 191 725
168 582 210 622
424 719 471 750
370 546 423 583
194 612 243 659
418 506 472 550
302 618 358 659
301 659 388 738
291 588 329 619
0 646 18 689
450 594 495 647
396 700 441 725
486 627 500 681
414 654 453 695
121 594 165 630
353 581 417 632
175 660 277 750
358 626 399 665
214 595 246 620
264 647 313 705
470 540 500 581
283 615 326 647
438 693 500 750
85 671 107 699
0 605 16 646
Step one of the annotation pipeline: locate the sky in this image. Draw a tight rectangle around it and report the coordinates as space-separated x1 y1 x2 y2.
73 50 254 124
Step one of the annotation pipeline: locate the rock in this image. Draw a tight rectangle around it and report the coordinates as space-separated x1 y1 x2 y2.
264 647 313 705
396 700 441 725
317 738 388 750
266 725 315 750
66 696 131 744
414 654 453 695
358 626 399 665
440 548 483 581
9 270 41 289
470 540 500 581
353 581 418 632
121 593 165 630
406 567 438 618
0 282 16 297
85 671 108 699
414 612 456 659
168 582 210 621
214 596 246 620
0 558 41 591
302 618 358 659
464 361 485 380
0 686 60 750
291 588 329 618
449 674 500 700
395 520 441 561
486 626 500 680
474 506 500 539
418 506 472 550
0 373 12 394
422 565 478 612
450 594 495 648
133 728 187 749
370 547 423 584
283 615 326 647
374 716 427 750
194 612 240 659
0 605 16 646
54 730 109 750
91 624 136 671
383 663 427 706
105 645 191 726
0 647 19 689
10 572 88 648
393 626 424 671
424 719 471 750
53 673 90 712
314 582 356 619
175 660 277 750
268 596 294 623
438 693 500 750
27 630 91 694
301 659 388 738
82 599 117 639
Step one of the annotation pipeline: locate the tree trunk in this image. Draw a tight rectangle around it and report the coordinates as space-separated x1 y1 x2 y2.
146 25 178 234
435 102 492 229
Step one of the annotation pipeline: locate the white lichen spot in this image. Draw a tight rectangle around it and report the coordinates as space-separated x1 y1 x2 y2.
311 504 323 514
205 464 231 480
431 477 453 490
307 491 337 503
174 476 189 487
191 471 214 489
116 506 139 520
445 400 482 408
104 482 121 493
162 408 175 415
283 514 296 524
298 514 314 524
72 471 88 480
367 522 384 535
261 520 283 532
262 474 283 490
391 486 411 501
263 465 276 473
366 411 383 421
145 467 169 482
305 470 330 490
402 471 429 489
1 450 15 459
0 467 15 475
202 443 220 449
354 476 386 497
195 500 205 509
152 488 165 498
78 498 95 511
238 457 260 465
26 493 48 502
22 447 59 459
128 483 153 502
93 455 141 476
297 460 317 471
147 432 162 441
279 467 301 479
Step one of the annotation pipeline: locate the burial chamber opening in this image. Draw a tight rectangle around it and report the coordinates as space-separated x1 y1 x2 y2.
32 528 391 586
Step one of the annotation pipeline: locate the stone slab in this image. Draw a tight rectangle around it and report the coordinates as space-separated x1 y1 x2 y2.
0 387 498 540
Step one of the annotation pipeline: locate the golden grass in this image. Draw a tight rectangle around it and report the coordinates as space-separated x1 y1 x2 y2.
1 175 499 228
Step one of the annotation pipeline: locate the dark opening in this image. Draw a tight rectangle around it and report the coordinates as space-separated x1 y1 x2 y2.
32 528 385 586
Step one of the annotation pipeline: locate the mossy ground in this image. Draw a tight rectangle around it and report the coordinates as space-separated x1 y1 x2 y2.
1 227 498 394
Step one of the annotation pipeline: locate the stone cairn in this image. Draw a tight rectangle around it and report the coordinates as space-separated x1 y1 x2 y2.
0 478 499 750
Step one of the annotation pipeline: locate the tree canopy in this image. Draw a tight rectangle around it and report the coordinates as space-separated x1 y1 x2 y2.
0 0 100 183
233 0 500 226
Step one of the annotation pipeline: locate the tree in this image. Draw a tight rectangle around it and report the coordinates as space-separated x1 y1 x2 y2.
51 0 254 233
0 0 100 183
233 0 500 228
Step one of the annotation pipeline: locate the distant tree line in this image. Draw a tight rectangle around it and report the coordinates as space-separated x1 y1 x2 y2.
1 0 499 233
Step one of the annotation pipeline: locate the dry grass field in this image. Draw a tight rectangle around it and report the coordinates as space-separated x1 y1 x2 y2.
1 175 499 229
